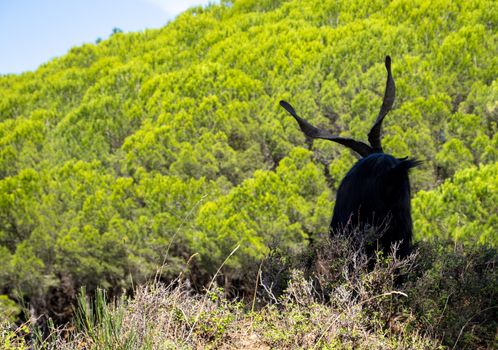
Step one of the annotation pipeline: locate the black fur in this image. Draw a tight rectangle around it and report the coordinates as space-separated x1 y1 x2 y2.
330 154 420 258
280 56 419 259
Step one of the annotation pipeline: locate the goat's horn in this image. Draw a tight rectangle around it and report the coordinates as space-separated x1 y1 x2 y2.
367 56 396 153
280 100 373 158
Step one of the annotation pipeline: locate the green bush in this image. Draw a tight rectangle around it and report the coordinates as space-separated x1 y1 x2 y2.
4 237 494 349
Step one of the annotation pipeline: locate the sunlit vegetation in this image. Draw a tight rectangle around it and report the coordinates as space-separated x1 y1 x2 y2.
0 0 496 348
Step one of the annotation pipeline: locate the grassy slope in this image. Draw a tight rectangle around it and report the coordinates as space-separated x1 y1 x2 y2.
3 236 497 349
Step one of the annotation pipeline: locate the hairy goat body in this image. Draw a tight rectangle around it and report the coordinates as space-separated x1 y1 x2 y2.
280 56 419 259
330 154 419 258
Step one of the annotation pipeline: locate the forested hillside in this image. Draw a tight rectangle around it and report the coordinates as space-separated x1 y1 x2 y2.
0 0 497 330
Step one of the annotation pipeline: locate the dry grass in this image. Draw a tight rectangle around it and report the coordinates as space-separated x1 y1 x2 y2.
2 235 496 349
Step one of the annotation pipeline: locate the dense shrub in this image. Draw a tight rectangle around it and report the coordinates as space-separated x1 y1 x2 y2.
2 236 495 349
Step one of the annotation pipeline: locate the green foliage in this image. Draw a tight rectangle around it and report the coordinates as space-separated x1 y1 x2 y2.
74 287 130 349
413 163 498 245
0 295 20 324
0 0 496 328
0 323 29 350
193 147 331 275
3 238 495 349
405 242 497 349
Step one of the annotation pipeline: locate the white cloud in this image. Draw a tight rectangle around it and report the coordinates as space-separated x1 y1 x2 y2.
143 0 214 16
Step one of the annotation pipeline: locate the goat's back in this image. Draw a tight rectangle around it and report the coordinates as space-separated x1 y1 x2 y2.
330 153 416 257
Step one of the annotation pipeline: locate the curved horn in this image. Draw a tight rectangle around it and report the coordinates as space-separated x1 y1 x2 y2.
280 100 373 158
367 56 396 153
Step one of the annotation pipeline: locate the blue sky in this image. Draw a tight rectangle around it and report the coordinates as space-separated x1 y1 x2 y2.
0 0 216 75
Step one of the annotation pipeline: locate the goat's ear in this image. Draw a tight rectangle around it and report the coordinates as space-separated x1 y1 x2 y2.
384 158 421 194
389 158 421 178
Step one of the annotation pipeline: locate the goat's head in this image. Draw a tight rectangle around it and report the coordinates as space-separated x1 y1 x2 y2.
280 56 420 258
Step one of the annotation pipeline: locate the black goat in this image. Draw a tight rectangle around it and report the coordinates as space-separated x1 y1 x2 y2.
280 56 419 259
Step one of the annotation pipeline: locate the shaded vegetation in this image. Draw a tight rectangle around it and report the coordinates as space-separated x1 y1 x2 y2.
1 235 496 349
